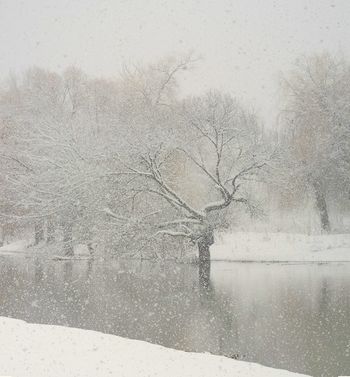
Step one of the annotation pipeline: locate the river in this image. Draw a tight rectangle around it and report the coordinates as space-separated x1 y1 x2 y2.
0 256 349 377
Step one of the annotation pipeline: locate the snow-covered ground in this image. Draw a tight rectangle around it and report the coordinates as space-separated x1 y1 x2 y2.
212 232 350 262
0 240 90 257
1 232 350 262
0 316 308 377
0 239 31 255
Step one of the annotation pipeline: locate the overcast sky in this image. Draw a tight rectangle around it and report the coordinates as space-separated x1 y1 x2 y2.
1 0 349 125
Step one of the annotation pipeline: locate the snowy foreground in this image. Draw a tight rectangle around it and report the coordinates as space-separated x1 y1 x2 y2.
211 232 350 262
0 317 308 377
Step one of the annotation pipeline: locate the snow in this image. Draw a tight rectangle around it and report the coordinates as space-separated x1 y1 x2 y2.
0 316 308 377
2 232 350 263
211 232 350 262
0 240 31 254
0 241 90 257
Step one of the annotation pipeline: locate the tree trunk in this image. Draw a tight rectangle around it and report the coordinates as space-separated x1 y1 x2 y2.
0 226 3 247
63 222 74 256
87 242 94 257
47 219 55 243
314 185 330 232
197 227 214 289
86 228 94 257
34 220 44 245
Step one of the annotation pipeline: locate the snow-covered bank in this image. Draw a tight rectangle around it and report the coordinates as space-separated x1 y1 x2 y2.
0 241 90 257
0 316 308 377
0 239 31 255
2 232 350 263
212 232 350 262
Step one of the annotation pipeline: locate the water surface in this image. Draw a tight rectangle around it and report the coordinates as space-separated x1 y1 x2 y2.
0 256 349 377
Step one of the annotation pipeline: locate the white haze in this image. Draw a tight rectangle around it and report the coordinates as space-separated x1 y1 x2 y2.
1 0 350 125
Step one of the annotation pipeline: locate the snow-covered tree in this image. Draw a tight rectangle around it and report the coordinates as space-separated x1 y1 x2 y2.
0 56 195 256
0 55 271 264
115 91 270 280
0 68 113 253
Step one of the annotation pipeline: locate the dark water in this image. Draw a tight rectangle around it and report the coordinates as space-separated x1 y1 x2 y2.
0 256 349 377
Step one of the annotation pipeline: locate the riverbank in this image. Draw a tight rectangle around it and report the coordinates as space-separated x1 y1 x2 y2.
211 232 350 262
1 232 350 262
0 316 308 377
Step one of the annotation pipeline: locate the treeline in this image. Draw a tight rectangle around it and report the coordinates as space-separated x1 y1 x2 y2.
0 53 349 258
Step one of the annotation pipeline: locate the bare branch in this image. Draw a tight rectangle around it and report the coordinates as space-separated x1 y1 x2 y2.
155 230 192 238
158 218 202 227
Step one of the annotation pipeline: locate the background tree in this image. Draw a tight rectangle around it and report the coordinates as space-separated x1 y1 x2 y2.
279 53 350 231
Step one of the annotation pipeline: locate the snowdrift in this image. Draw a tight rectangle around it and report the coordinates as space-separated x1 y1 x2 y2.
0 316 308 377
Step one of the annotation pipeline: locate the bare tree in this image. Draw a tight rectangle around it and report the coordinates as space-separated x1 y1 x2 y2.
116 92 270 279
279 53 350 231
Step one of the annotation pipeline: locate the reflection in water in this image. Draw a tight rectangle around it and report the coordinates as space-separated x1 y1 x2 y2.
0 257 349 377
